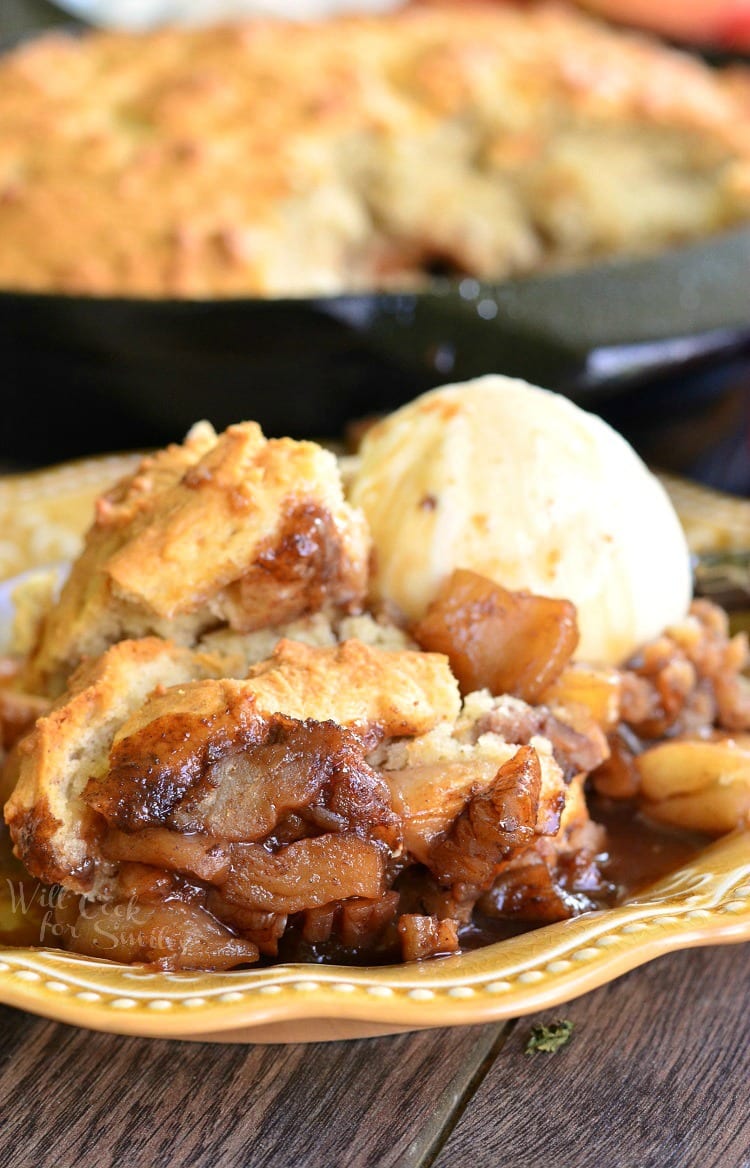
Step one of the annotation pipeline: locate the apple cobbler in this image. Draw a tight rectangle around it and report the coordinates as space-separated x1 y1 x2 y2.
1 3 750 296
1 388 748 969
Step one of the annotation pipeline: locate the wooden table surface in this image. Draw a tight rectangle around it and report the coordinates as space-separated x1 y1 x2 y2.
1 5 749 1167
0 942 747 1168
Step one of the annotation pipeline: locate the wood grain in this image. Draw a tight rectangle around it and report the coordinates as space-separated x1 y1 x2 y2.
1 947 747 1168
0 1008 506 1168
431 944 750 1168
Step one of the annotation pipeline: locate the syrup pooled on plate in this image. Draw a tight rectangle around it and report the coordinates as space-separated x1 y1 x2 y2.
0 808 710 963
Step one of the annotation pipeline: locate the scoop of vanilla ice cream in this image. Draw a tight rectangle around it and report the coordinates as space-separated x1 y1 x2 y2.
349 375 692 666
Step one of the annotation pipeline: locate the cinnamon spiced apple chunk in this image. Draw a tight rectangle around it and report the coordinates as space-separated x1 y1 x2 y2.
5 637 230 891
5 627 609 967
381 694 607 940
5 638 461 968
413 569 579 702
23 420 370 696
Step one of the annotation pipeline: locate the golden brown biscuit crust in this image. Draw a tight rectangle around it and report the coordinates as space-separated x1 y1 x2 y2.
243 637 460 738
5 637 458 890
5 637 228 891
24 422 370 695
0 4 749 296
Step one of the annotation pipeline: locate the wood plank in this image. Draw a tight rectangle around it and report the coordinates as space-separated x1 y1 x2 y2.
0 1007 508 1168
430 944 750 1168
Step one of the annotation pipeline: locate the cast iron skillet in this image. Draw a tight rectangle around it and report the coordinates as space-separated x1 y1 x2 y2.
3 18 750 470
3 19 750 467
3 226 750 465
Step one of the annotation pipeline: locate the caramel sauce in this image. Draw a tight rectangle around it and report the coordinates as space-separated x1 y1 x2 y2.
462 794 710 950
0 799 712 957
590 794 710 900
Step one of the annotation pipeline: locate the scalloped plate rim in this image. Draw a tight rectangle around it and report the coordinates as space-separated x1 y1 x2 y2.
1 830 748 1042
0 466 748 1042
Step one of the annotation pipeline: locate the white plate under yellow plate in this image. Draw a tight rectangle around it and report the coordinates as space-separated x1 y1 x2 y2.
0 459 748 1042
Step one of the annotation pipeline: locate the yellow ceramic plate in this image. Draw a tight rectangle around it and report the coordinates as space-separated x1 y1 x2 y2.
0 831 748 1043
0 459 748 1043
